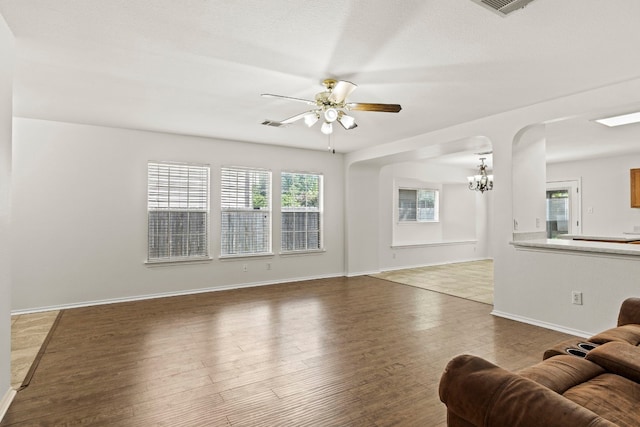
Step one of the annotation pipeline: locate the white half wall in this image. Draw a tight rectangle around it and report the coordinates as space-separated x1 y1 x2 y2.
0 12 13 411
11 118 345 311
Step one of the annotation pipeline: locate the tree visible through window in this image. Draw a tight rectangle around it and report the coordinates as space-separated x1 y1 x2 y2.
221 167 272 256
281 172 322 252
399 188 439 222
147 162 210 261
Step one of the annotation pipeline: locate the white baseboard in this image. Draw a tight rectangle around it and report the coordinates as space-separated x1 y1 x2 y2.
491 310 592 338
11 272 346 315
0 388 16 423
346 270 382 277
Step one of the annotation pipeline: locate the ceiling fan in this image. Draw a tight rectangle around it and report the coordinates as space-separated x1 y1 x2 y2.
261 79 402 135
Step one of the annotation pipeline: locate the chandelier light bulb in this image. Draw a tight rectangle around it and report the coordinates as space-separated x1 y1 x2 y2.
467 158 493 193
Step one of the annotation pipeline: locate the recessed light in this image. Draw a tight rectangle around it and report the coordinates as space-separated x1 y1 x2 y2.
594 111 640 127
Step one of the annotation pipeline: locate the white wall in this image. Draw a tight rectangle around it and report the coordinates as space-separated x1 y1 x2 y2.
512 124 547 235
377 160 492 271
11 118 345 311
346 77 640 337
548 153 640 235
345 163 379 276
0 12 13 413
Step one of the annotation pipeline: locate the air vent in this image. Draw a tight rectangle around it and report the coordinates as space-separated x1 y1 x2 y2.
470 0 536 16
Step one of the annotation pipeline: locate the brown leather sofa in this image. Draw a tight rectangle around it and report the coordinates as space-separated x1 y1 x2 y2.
439 298 640 427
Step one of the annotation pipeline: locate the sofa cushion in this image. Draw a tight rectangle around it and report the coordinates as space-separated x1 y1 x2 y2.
439 355 616 427
586 341 640 383
519 355 605 394
589 324 640 345
563 373 640 427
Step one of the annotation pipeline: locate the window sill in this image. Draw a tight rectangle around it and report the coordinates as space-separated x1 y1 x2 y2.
391 240 477 249
397 220 440 225
145 257 213 267
280 249 326 257
219 252 275 260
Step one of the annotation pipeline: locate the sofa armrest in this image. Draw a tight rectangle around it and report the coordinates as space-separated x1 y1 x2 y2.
439 355 617 427
617 297 640 326
586 341 640 383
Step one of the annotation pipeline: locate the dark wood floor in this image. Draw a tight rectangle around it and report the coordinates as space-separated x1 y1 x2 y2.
2 276 577 426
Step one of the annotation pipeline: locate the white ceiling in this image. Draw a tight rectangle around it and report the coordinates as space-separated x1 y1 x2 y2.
1 0 640 160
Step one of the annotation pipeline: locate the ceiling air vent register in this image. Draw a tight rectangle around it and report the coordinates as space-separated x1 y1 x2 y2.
470 0 537 16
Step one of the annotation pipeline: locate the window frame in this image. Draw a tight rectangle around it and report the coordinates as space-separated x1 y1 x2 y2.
146 161 211 264
280 171 324 254
220 166 273 258
398 187 440 223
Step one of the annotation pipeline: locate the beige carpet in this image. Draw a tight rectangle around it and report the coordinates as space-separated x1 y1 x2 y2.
370 260 494 305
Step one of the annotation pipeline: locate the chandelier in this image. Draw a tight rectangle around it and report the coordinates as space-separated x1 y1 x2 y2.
468 157 493 193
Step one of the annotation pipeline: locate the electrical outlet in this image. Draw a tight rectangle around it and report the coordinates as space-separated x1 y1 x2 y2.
571 291 583 305
242 263 248 272
536 217 541 228
266 263 271 270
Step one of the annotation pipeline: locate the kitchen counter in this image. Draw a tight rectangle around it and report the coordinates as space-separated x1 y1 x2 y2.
557 234 640 243
511 238 640 257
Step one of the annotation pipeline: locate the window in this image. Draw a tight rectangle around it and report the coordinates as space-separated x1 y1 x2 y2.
281 172 322 252
221 167 271 256
398 188 439 222
147 162 210 262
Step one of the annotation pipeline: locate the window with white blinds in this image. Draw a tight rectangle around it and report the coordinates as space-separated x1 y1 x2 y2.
281 172 322 252
147 162 210 261
398 188 439 222
221 167 272 256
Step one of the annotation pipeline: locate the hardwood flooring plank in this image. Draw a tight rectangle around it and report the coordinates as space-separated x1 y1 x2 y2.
3 271 578 426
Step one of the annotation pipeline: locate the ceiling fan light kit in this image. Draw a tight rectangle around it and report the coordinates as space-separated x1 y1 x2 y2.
261 78 401 136
337 112 357 130
303 113 319 128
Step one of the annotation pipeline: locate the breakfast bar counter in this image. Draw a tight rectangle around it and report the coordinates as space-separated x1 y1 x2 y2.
511 237 640 257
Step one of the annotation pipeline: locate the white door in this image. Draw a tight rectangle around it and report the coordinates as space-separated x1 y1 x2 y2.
546 180 581 238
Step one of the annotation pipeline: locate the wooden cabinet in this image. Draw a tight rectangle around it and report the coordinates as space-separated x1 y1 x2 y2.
632 169 640 208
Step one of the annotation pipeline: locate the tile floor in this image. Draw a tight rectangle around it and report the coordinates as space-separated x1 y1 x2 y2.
370 259 494 305
10 311 60 389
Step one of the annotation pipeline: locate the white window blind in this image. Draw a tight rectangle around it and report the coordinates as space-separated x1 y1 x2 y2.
147 162 210 261
281 172 322 252
399 188 439 222
221 167 271 256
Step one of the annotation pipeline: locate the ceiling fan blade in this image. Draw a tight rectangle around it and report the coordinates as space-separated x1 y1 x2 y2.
261 93 317 106
328 80 358 104
280 111 317 124
347 102 402 113
262 111 318 127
